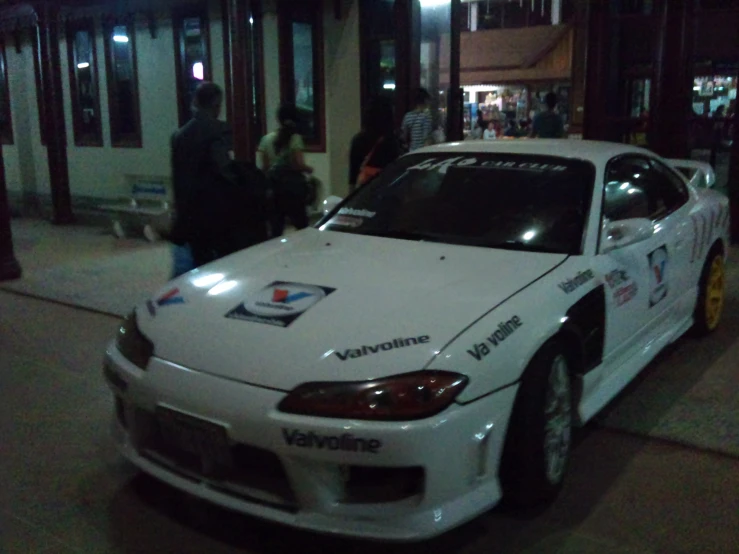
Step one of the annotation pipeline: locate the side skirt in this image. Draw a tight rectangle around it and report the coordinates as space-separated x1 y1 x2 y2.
577 314 693 424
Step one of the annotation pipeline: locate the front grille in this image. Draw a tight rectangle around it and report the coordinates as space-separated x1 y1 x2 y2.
129 408 297 511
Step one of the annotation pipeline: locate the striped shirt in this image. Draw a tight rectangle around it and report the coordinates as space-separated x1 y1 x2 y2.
402 110 433 151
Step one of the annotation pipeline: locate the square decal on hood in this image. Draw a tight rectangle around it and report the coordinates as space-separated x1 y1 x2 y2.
225 281 336 327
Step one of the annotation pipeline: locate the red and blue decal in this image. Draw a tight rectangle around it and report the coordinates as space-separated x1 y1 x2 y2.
272 288 313 304
157 288 185 306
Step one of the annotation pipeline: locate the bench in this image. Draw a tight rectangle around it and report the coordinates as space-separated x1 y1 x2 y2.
97 178 173 242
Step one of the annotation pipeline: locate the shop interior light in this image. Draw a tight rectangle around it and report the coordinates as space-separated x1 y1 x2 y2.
193 62 204 80
420 0 450 7
113 34 129 43
383 82 396 90
77 62 90 69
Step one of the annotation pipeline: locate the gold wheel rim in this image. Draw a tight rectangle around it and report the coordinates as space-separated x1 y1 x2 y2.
705 256 725 331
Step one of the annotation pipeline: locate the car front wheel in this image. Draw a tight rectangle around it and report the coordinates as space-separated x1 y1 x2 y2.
499 340 573 508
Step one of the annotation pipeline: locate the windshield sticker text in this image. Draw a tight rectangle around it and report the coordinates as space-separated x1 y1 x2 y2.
559 270 595 294
335 335 430 361
407 156 478 174
408 156 568 174
329 215 363 228
282 429 382 454
467 317 522 361
338 207 376 218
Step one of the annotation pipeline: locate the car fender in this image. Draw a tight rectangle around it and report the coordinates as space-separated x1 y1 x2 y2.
430 259 606 404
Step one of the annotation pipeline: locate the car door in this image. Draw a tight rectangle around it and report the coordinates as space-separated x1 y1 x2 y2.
646 158 694 326
594 155 690 367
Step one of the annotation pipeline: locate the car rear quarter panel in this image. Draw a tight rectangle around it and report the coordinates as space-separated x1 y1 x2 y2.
690 188 731 263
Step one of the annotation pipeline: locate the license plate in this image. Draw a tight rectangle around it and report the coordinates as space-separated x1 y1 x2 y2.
156 407 233 469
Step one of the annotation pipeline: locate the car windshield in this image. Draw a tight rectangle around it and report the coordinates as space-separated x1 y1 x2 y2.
320 153 596 254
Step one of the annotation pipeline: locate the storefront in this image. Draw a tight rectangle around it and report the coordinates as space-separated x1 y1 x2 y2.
461 82 571 138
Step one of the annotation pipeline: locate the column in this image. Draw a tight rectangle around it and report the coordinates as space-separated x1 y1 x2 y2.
0 141 21 281
650 0 693 159
582 0 608 140
223 0 255 161
393 0 420 129
447 0 462 142
568 0 589 135
36 1 74 224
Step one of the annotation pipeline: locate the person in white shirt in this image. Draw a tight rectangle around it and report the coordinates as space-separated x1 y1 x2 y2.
402 88 433 151
483 120 497 140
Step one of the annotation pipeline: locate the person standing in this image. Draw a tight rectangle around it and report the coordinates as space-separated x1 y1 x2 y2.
469 114 486 140
258 104 314 237
402 88 434 152
529 91 565 139
170 81 239 273
348 97 403 192
483 120 497 140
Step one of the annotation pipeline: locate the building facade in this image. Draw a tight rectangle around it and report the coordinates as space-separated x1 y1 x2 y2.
1 0 738 281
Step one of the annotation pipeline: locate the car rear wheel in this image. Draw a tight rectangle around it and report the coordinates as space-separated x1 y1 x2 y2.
499 340 573 508
693 246 725 336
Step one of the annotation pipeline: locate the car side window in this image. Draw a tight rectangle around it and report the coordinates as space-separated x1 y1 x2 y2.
605 156 689 223
648 160 690 215
604 157 651 221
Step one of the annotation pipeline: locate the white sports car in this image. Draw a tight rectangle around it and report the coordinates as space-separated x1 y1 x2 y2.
104 140 729 541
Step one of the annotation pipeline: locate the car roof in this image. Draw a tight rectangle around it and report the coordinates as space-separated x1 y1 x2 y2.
412 139 655 167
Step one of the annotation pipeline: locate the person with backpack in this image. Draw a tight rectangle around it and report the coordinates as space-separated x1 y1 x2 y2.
258 104 314 237
348 97 403 192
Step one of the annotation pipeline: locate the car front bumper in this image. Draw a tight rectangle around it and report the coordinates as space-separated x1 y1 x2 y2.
104 343 518 541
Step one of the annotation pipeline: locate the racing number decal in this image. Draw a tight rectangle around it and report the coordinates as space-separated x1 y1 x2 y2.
648 246 668 307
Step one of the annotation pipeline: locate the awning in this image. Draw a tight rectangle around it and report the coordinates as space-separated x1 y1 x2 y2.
460 24 572 72
440 24 574 86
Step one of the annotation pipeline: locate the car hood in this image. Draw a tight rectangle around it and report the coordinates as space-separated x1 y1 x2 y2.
138 229 567 391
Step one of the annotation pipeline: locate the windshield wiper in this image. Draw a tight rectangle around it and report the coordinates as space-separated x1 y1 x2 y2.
484 240 564 254
357 230 442 242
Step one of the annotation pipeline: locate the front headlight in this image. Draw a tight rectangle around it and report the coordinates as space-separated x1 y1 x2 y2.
277 370 468 421
116 310 154 369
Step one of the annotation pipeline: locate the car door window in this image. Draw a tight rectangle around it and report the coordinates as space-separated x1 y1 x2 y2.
648 160 689 215
605 156 689 223
604 157 651 221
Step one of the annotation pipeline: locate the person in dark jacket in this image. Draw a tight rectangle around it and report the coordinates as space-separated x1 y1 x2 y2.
348 97 403 192
170 82 267 272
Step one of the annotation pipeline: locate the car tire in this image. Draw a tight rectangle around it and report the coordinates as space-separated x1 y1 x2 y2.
693 245 725 336
499 339 573 508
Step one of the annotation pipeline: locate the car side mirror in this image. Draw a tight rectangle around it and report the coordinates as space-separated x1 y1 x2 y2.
322 195 343 216
601 218 653 254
